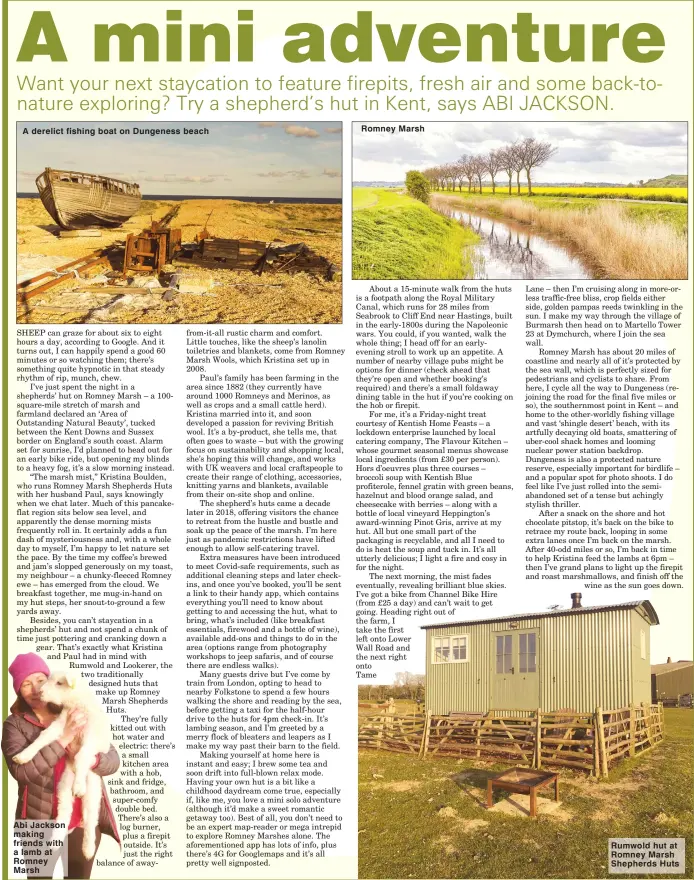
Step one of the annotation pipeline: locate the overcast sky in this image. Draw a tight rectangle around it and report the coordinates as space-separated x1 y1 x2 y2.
17 122 342 197
353 122 687 185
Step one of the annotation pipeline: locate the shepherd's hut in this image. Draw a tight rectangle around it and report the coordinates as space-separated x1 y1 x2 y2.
422 593 658 714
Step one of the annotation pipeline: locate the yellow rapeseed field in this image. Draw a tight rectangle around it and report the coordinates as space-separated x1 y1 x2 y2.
533 187 687 201
466 186 687 202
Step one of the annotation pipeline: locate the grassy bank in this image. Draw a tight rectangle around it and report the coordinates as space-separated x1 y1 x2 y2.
359 709 693 879
353 188 479 280
434 193 687 279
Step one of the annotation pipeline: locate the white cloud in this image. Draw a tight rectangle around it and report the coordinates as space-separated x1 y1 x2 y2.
142 174 219 184
352 122 687 185
284 125 319 139
257 169 310 179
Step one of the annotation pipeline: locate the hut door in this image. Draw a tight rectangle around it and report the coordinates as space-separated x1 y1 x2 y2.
491 630 540 710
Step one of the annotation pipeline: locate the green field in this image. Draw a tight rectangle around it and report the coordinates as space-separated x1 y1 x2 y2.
359 709 693 879
352 187 382 210
352 188 479 280
435 186 687 204
532 186 687 203
434 190 687 233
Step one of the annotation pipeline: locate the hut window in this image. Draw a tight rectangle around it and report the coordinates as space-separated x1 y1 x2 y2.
433 635 468 663
519 633 537 673
496 635 512 673
640 629 646 660
452 637 467 661
434 637 449 663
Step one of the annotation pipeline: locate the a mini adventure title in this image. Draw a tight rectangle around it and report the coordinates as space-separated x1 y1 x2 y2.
18 10 666 64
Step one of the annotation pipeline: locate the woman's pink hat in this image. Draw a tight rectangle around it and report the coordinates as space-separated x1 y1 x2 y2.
9 653 50 693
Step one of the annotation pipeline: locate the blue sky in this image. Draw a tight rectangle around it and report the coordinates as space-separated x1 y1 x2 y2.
17 122 342 197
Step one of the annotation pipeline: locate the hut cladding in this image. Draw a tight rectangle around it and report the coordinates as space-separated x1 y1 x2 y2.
423 594 658 714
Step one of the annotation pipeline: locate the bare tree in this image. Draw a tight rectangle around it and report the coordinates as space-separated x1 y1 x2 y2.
394 671 425 701
485 148 504 194
471 155 487 193
511 142 526 195
497 144 516 195
449 161 462 192
517 137 558 195
439 162 453 191
448 162 461 192
426 137 560 201
423 166 442 191
459 154 476 193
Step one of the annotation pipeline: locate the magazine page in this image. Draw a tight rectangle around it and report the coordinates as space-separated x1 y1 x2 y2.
2 1 692 880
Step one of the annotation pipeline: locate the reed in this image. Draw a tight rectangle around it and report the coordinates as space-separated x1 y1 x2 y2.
437 196 687 279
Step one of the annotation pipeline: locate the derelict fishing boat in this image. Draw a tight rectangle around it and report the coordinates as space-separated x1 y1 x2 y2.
35 168 141 230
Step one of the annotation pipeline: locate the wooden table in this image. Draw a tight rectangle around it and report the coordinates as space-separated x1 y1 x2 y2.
487 768 559 818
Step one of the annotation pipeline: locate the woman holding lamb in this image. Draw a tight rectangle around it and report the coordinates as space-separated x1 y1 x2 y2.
2 652 120 879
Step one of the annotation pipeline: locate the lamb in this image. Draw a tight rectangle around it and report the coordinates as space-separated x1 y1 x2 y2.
12 671 112 859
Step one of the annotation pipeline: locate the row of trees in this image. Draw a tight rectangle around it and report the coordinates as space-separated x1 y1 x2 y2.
422 137 557 197
358 672 425 703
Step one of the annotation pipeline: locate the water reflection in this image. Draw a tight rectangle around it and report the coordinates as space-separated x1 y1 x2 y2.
434 200 590 280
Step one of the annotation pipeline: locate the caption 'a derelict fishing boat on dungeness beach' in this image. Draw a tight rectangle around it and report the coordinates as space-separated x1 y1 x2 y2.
35 168 142 230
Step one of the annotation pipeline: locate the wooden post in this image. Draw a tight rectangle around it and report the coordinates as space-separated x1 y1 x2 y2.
419 710 432 759
628 703 636 757
593 708 600 777
596 707 608 778
534 709 542 769
376 709 386 751
641 701 651 747
475 718 481 758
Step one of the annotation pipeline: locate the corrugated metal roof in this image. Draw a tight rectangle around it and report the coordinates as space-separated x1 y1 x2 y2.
651 660 693 675
421 600 659 630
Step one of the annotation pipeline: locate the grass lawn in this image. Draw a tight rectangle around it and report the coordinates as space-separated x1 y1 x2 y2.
352 188 479 280
359 709 693 879
359 699 423 718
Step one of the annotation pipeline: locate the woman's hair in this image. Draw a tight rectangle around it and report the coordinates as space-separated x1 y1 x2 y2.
9 693 60 718
9 694 32 716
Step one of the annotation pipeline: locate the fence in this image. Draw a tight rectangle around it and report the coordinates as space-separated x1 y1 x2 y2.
358 711 425 755
358 703 664 778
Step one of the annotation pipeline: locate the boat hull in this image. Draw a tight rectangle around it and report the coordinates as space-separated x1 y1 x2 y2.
36 170 141 230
